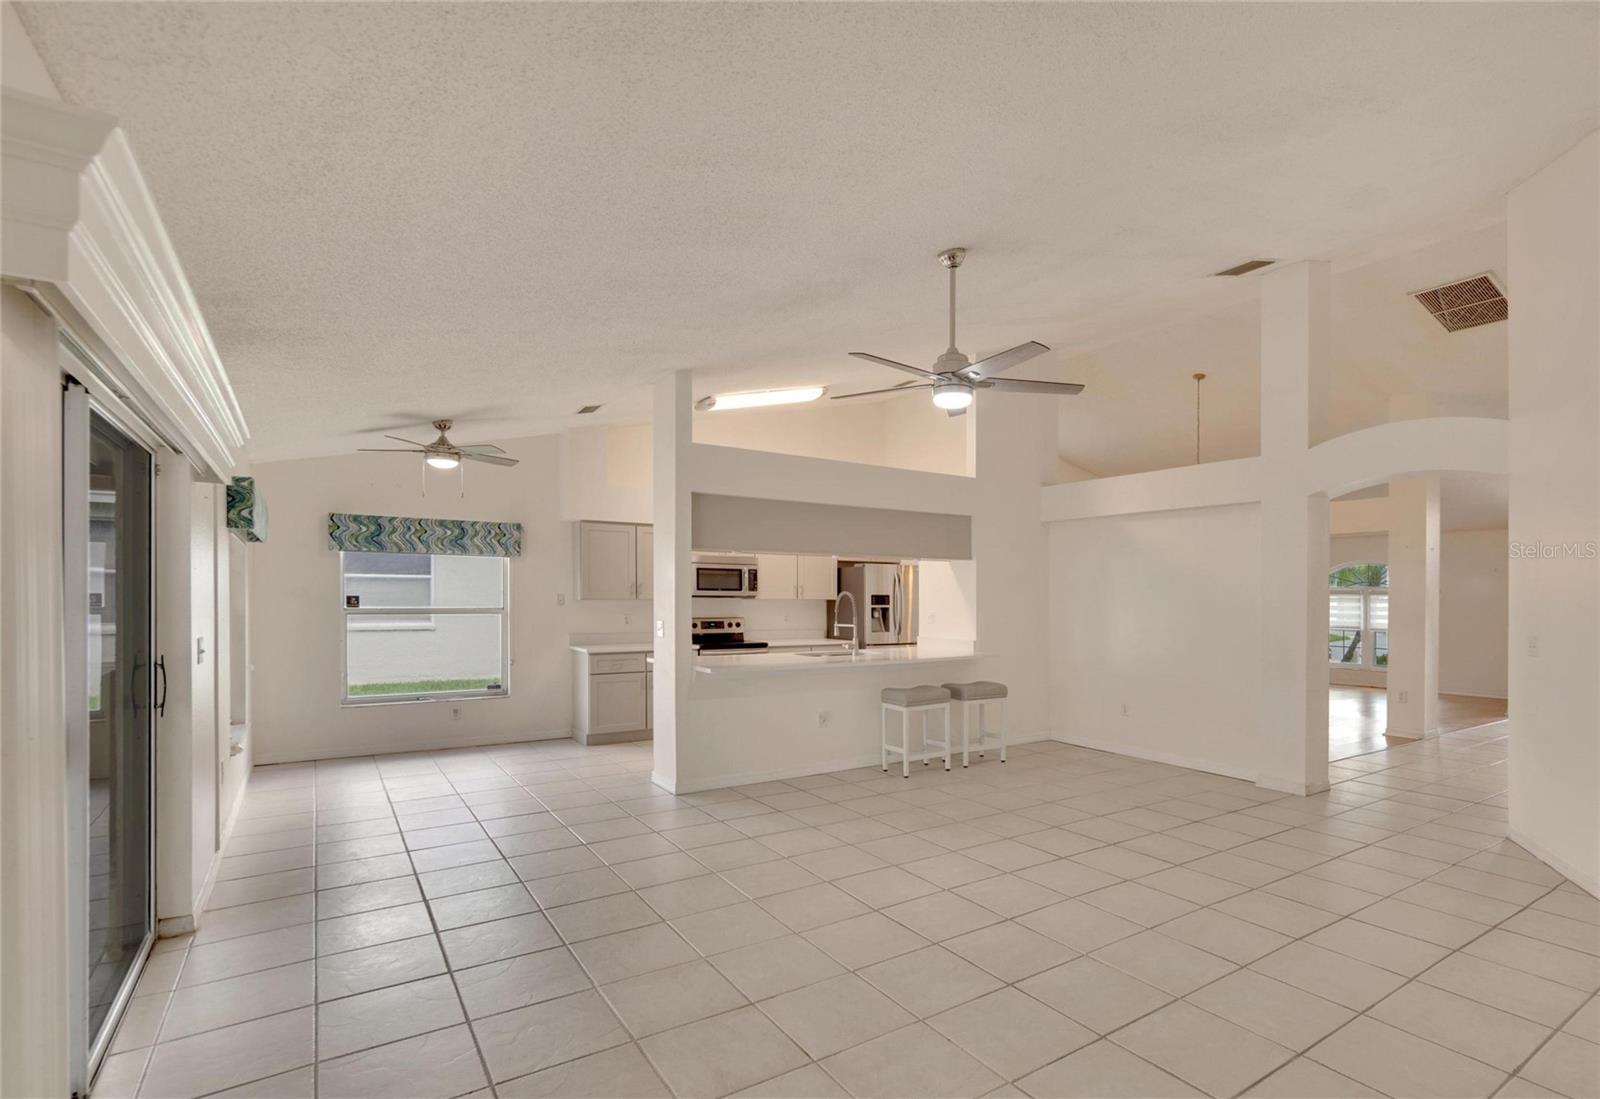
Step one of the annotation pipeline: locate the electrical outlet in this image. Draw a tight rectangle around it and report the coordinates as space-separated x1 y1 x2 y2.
623 613 631 626
1398 690 1409 704
656 620 665 638
556 593 566 606
1527 635 1540 657
1120 702 1129 716
818 711 831 728
451 706 462 721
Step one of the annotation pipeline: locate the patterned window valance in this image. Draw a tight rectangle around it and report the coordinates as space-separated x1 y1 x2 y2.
328 513 522 558
227 476 267 543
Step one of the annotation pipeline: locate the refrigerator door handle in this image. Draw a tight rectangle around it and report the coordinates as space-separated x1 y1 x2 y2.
892 571 901 637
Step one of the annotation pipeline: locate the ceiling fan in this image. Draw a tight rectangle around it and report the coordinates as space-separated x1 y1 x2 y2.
359 419 518 470
834 248 1084 416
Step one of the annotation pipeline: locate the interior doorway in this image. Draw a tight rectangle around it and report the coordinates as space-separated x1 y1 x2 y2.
1326 472 1512 761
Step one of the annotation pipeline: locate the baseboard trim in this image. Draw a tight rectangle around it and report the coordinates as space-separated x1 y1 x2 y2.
1048 732 1255 783
252 727 574 766
1509 826 1600 901
671 730 1052 795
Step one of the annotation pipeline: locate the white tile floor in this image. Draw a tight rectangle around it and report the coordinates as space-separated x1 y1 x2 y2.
96 722 1598 1099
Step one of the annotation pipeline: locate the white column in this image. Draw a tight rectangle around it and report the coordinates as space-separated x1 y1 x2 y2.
1386 475 1441 738
650 371 693 792
1257 261 1332 795
1507 131 1600 895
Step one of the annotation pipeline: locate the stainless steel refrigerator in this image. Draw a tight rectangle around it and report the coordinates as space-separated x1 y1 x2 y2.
832 562 917 647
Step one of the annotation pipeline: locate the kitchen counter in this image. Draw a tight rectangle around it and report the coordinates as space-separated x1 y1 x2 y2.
569 641 653 655
570 637 852 656
694 640 981 676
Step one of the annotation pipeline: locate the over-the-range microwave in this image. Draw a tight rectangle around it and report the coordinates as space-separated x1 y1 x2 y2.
692 553 758 598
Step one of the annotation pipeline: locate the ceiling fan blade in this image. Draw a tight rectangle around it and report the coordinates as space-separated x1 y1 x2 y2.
959 341 1050 381
461 452 519 467
358 447 426 453
947 406 968 418
982 377 1085 396
848 352 942 381
832 384 933 400
383 434 432 447
457 443 506 455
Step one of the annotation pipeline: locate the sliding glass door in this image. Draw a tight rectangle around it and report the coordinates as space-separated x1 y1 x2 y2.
65 384 156 1092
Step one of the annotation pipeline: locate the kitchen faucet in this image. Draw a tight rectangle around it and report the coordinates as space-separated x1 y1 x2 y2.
832 590 859 649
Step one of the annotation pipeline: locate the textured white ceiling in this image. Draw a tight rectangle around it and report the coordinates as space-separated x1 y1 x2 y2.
16 2 1598 463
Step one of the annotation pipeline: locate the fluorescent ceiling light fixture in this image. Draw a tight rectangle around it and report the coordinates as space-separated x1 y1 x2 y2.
426 453 460 470
931 382 974 410
695 385 826 412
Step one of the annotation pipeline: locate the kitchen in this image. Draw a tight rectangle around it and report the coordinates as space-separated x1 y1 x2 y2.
570 525 982 764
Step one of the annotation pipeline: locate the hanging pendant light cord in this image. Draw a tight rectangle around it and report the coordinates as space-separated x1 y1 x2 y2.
1192 372 1206 465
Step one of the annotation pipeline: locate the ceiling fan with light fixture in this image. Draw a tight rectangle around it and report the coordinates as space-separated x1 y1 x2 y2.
359 419 518 471
834 248 1084 415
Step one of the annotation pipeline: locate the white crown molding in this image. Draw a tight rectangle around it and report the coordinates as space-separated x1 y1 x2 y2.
2 86 248 480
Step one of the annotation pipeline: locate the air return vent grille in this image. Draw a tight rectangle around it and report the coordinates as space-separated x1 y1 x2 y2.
1412 273 1507 332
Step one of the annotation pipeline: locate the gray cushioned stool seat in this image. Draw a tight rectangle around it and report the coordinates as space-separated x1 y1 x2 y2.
942 680 1008 701
881 685 951 707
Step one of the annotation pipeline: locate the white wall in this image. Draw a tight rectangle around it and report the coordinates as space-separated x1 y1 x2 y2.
1050 503 1262 779
250 433 649 763
0 284 70 1099
1507 132 1600 896
1439 529 1509 699
561 424 651 523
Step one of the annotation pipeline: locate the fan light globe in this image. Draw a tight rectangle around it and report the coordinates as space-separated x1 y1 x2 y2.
426 454 460 470
931 383 974 410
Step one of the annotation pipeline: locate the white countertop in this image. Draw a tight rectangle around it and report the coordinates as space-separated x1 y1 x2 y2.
569 641 653 655
693 641 982 676
570 637 852 656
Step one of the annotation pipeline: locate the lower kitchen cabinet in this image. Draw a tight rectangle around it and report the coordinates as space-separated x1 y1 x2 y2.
572 649 652 744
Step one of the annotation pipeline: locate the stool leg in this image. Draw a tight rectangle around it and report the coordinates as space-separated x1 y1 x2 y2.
943 705 951 771
999 699 1007 763
881 706 888 773
901 711 910 779
922 709 930 766
977 700 985 760
961 700 970 768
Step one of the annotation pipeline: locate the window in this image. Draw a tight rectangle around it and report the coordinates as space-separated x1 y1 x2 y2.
1329 563 1389 669
341 551 509 702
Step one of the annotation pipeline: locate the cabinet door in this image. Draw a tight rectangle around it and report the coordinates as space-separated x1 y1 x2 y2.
577 521 637 600
634 525 653 601
755 554 798 600
590 671 647 733
797 555 837 600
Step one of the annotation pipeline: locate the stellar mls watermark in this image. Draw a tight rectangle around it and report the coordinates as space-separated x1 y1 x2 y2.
1509 540 1598 560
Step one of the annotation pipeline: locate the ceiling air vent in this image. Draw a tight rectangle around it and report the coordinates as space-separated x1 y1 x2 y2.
576 404 602 415
1214 259 1276 277
1412 273 1507 332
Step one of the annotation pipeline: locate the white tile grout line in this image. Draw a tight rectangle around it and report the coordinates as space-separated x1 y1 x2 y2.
101 730 1594 1099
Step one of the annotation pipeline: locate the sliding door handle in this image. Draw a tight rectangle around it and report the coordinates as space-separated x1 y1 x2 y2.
155 656 168 717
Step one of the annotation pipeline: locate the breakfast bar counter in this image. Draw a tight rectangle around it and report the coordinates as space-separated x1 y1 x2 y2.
693 640 981 675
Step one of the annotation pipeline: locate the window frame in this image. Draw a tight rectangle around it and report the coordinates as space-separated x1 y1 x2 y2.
1328 582 1390 671
339 551 511 706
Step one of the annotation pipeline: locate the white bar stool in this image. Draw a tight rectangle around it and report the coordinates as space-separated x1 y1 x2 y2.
941 681 1008 766
880 685 952 777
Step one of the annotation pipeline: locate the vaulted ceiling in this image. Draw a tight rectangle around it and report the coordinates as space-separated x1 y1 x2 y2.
16 2 1598 465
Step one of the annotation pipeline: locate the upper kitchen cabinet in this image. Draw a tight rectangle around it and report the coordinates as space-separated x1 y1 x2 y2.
797 555 837 600
635 524 653 600
755 553 798 600
576 520 651 600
